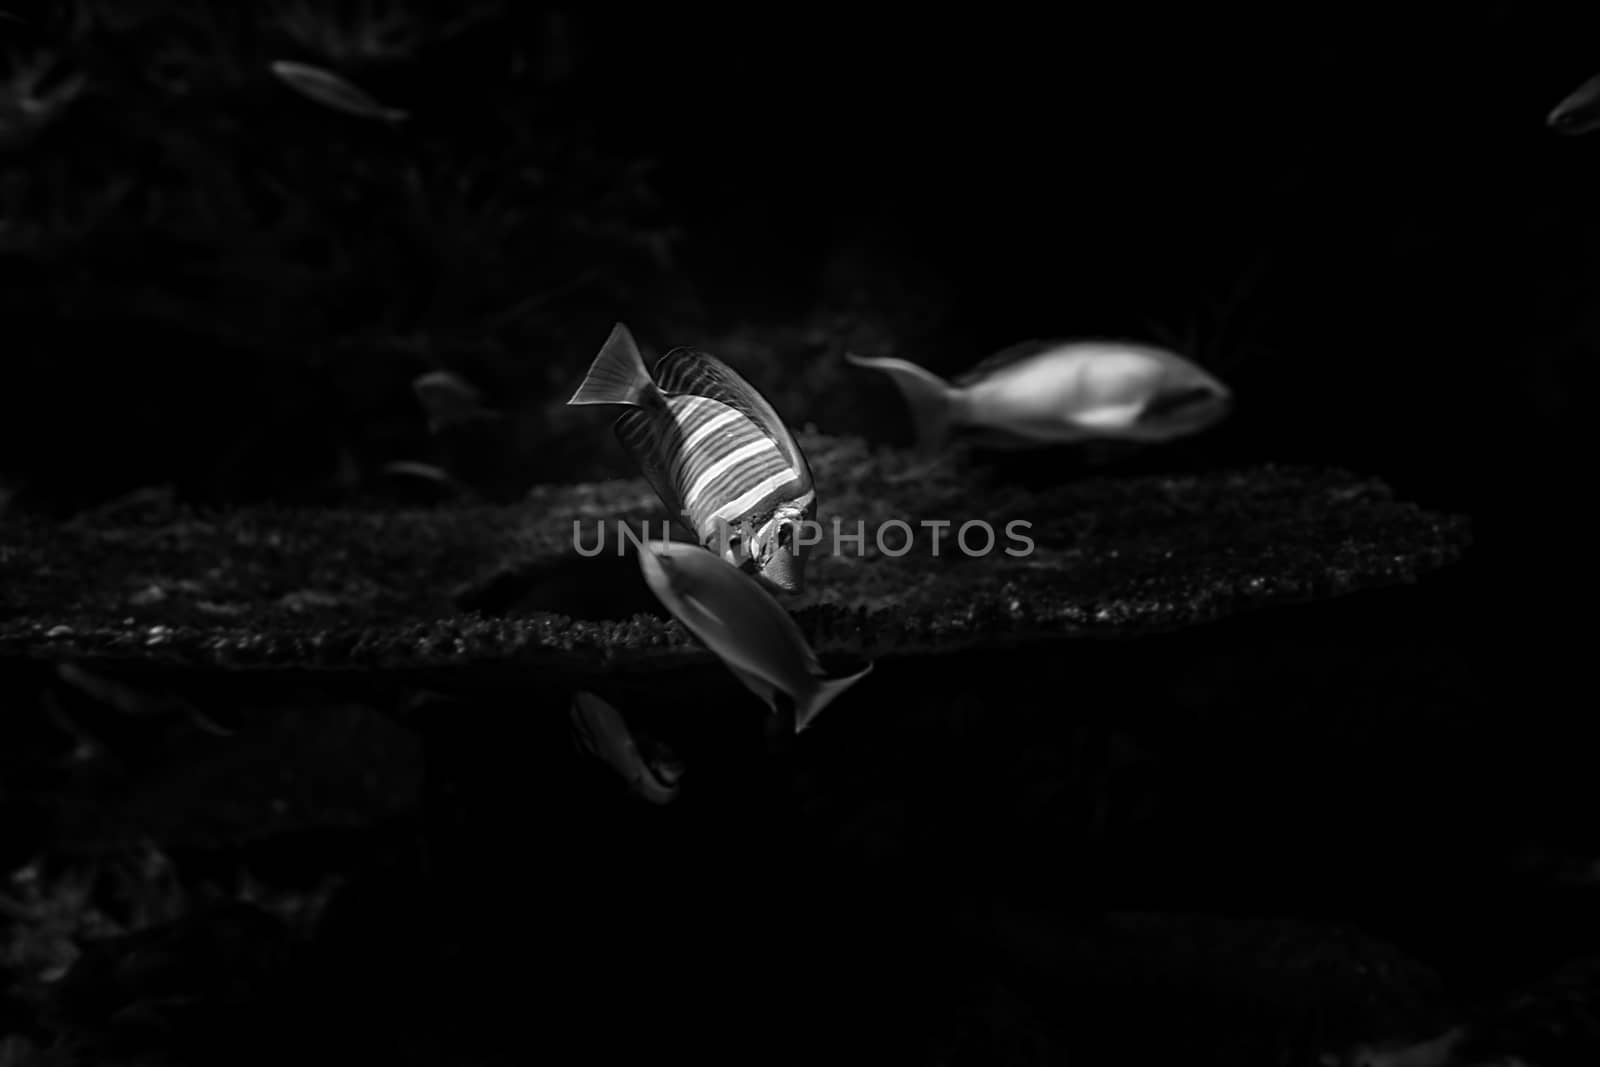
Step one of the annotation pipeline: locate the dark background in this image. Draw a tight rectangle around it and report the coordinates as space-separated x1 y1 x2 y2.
2 3 1594 531
0 3 1592 605
3 5 1599 1061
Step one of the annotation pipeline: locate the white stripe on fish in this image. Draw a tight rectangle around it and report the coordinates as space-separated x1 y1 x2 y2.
714 469 803 523
679 406 746 456
682 437 783 515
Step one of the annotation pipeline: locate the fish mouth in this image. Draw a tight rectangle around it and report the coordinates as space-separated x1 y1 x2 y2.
742 550 804 594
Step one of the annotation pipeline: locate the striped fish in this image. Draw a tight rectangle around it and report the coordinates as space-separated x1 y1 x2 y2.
567 323 816 593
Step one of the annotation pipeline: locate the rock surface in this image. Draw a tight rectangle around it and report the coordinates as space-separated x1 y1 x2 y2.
0 433 1470 674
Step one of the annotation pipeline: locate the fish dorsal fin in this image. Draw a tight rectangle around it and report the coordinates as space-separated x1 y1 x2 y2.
952 338 1064 387
614 409 688 524
654 348 812 485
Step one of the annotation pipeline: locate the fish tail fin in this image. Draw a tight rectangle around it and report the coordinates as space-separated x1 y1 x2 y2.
844 352 956 455
795 661 874 734
569 323 661 408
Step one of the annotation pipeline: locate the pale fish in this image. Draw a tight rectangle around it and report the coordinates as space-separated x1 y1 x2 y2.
379 460 462 490
845 338 1232 454
1549 71 1600 135
1321 1028 1464 1067
569 322 816 594
569 690 684 806
637 539 871 735
268 59 407 123
411 370 500 434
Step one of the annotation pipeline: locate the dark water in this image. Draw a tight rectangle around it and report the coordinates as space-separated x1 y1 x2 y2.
4 551 1568 1065
2 4 1596 1064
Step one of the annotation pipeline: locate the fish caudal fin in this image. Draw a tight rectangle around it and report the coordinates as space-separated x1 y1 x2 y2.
568 323 660 408
844 352 956 455
795 661 874 734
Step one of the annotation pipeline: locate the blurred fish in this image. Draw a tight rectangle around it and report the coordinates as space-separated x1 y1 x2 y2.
637 539 872 735
0 889 37 922
66 484 175 527
54 662 233 737
411 370 500 434
569 323 817 594
0 49 87 151
378 461 470 503
268 59 407 123
846 338 1231 455
568 690 682 805
380 460 457 484
1549 72 1600 135
1325 1028 1463 1067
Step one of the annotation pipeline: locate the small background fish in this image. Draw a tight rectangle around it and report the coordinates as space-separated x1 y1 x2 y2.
268 59 407 123
846 338 1232 455
376 460 473 504
411 370 500 435
1548 71 1600 135
568 690 683 805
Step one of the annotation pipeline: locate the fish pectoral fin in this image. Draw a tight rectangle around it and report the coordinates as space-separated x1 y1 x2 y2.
681 589 729 629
